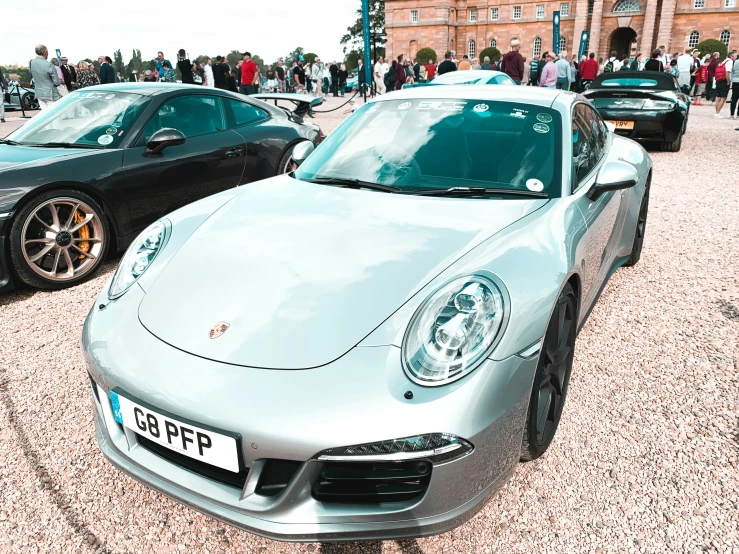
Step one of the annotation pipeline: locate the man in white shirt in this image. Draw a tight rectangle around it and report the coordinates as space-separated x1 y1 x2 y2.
658 46 670 69
373 56 386 95
204 58 215 88
676 47 693 89
604 51 621 72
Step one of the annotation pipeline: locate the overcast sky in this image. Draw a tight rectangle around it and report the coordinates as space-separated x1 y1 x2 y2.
2 1 359 66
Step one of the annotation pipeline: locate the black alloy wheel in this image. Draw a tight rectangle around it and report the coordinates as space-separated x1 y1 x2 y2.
520 283 577 462
22 92 39 111
623 177 651 267
277 143 299 175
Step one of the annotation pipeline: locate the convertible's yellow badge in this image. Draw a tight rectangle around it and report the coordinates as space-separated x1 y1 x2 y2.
209 322 230 339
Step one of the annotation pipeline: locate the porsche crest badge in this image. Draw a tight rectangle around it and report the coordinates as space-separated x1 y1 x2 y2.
209 321 230 339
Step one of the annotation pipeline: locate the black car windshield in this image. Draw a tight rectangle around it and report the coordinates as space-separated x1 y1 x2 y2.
7 90 150 149
295 98 562 197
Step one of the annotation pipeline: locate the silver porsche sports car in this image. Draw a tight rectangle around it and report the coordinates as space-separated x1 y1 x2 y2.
84 86 652 542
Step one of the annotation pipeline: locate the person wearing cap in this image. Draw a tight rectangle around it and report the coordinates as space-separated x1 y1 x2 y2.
539 52 557 88
501 38 525 84
240 52 259 95
59 57 77 91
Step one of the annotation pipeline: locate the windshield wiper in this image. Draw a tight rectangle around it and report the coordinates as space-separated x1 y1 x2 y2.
25 142 104 149
303 176 401 193
0 139 21 145
412 187 548 199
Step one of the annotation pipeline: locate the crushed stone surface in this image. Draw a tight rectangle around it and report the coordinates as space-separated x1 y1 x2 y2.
1 98 737 554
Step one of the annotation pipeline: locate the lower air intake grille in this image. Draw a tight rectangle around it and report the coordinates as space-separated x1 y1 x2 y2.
312 461 432 504
137 435 248 490
255 460 302 497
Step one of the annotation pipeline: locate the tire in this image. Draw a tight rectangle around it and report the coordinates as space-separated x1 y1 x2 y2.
623 176 651 267
21 92 39 111
9 189 110 290
277 143 300 175
520 283 577 462
664 132 682 152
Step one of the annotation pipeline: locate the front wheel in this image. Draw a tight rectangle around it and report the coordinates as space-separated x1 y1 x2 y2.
9 190 110 290
520 283 577 462
21 92 39 111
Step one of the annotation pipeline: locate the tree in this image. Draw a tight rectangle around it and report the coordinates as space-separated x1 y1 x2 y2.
478 47 502 63
695 39 727 63
113 50 125 76
1 65 31 84
344 50 363 72
227 50 242 68
303 53 318 65
340 0 385 52
416 47 438 64
285 47 305 66
252 55 265 73
126 49 143 75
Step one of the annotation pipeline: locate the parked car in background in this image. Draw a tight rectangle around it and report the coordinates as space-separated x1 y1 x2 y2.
2 82 40 111
404 70 516 89
0 84 322 291
85 86 652 542
582 71 690 152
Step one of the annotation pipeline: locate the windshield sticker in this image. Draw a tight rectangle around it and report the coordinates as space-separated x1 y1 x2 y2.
397 102 412 110
417 100 466 112
510 108 529 119
536 113 553 123
110 121 122 127
526 178 545 192
533 123 550 134
105 127 118 136
104 94 116 100
78 91 108 99
473 103 489 113
97 135 114 146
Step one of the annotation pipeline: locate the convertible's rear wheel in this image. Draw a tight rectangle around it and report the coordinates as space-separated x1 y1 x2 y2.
22 92 39 111
10 190 109 290
520 283 577 462
623 177 651 267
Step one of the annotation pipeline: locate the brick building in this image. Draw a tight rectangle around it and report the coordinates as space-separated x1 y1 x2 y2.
385 0 738 63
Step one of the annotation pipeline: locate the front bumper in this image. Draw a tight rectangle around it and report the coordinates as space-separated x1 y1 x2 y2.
84 284 537 541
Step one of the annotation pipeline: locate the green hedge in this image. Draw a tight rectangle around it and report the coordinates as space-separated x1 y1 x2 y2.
478 47 502 63
416 47 437 64
694 39 727 61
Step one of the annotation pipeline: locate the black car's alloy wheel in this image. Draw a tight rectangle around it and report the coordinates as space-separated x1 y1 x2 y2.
624 177 650 267
22 92 39 111
520 283 577 461
10 190 109 290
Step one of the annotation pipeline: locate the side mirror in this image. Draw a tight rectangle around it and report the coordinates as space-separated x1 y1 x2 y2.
291 141 314 168
587 160 639 201
144 128 186 157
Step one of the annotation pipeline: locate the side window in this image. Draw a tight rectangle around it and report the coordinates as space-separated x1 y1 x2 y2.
226 99 268 128
487 75 516 85
143 95 226 143
571 103 604 187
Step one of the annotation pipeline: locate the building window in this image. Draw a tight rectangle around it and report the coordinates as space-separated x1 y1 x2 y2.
559 36 567 53
688 30 700 48
588 0 594 15
490 38 497 48
720 30 731 47
469 40 476 58
536 4 545 17
411 9 418 22
726 0 736 6
470 8 477 21
694 0 705 7
561 3 570 15
491 7 499 20
533 37 543 58
612 0 642 12
513 5 522 19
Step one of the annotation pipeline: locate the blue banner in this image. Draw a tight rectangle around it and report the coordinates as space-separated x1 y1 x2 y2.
553 11 560 54
55 49 62 64
578 30 589 60
361 0 372 93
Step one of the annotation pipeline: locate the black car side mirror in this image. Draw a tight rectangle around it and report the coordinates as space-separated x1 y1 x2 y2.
587 161 639 201
144 128 186 157
290 141 315 168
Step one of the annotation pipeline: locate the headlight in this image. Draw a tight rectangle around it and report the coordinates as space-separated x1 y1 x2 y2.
108 220 170 299
314 433 474 463
402 275 506 386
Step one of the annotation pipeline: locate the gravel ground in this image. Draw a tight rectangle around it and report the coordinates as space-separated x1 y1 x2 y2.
1 99 738 554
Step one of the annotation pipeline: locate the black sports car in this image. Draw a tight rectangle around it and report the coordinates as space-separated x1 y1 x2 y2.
0 84 322 291
583 71 689 152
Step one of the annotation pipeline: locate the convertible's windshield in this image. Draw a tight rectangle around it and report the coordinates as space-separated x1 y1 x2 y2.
296 98 561 196
7 90 150 149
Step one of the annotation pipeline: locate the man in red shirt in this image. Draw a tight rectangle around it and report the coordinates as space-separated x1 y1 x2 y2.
580 52 599 89
425 59 436 81
240 51 259 95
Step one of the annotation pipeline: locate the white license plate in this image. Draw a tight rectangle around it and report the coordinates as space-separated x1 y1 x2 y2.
109 390 240 473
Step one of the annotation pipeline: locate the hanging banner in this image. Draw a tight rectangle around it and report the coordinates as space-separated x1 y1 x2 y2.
553 11 561 54
55 49 63 64
578 30 589 60
361 0 372 94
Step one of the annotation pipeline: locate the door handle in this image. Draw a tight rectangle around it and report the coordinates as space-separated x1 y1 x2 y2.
225 146 245 158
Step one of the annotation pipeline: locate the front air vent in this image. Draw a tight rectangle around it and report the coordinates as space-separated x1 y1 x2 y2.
312 461 432 504
255 460 302 497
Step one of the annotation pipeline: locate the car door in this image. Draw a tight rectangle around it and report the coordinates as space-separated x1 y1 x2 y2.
122 94 247 232
569 102 622 309
223 97 277 183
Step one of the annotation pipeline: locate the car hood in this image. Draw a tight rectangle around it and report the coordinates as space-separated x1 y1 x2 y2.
0 144 94 173
138 176 546 369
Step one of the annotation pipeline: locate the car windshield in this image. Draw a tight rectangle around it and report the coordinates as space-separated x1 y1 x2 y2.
7 90 150 149
295 98 562 196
